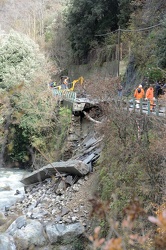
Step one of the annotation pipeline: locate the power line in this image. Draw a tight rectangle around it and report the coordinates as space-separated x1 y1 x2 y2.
95 22 163 77
121 23 162 32
95 22 162 37
95 30 117 37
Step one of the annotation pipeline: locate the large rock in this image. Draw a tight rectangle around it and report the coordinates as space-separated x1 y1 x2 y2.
46 222 85 244
52 245 74 250
6 216 47 249
21 160 89 185
0 233 16 250
6 216 27 235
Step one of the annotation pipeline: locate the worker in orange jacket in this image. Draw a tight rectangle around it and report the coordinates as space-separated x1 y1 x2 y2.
146 85 154 111
134 84 145 109
134 84 145 99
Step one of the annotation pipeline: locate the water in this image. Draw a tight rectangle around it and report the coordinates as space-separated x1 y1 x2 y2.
0 167 27 212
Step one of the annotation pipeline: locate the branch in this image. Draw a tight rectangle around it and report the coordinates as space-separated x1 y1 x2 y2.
83 111 102 124
34 146 65 181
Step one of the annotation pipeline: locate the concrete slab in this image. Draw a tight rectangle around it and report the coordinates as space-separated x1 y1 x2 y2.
83 138 97 148
21 160 89 185
83 153 96 164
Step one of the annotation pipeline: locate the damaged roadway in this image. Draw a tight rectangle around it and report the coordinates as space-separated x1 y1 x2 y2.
21 160 90 185
21 136 102 185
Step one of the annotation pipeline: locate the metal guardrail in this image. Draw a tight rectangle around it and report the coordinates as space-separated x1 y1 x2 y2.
52 89 165 117
52 89 77 101
126 98 166 117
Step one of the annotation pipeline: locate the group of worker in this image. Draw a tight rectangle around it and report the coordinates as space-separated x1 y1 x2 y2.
48 77 70 90
134 84 155 111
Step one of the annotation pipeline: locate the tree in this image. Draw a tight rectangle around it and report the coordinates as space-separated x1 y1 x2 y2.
156 19 166 69
0 30 45 89
141 0 166 25
0 0 66 47
48 12 72 70
0 30 70 168
118 0 132 28
65 0 119 63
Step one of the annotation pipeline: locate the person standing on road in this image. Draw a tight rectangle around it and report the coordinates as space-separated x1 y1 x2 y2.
145 85 154 111
61 77 69 90
155 81 161 98
134 84 145 99
134 84 145 108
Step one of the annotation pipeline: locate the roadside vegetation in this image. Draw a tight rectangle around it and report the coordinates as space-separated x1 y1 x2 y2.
82 77 166 250
0 0 165 249
0 31 71 168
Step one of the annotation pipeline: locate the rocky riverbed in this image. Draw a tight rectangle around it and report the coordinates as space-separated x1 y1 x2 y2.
10 174 92 226
0 166 99 249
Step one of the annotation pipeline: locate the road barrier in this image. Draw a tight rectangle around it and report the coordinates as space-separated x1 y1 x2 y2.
52 88 166 117
52 89 77 101
126 98 166 117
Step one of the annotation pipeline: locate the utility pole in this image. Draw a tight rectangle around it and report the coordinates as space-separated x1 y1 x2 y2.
117 26 121 77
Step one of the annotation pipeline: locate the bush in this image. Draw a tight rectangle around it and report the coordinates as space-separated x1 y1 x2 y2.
145 67 163 82
98 102 165 217
156 19 166 69
0 30 45 89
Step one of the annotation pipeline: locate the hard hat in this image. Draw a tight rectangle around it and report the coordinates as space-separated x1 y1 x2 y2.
138 84 142 88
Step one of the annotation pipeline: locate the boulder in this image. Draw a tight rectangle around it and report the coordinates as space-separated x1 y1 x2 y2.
46 222 85 244
0 233 16 250
6 217 47 249
6 216 27 235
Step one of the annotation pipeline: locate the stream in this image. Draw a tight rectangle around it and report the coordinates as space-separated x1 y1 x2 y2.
0 167 27 212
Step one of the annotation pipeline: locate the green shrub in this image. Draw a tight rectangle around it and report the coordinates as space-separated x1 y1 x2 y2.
146 67 163 82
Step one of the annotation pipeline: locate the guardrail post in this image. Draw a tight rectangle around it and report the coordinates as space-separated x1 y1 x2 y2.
126 99 129 112
147 100 150 115
133 98 136 112
155 99 159 116
140 99 143 114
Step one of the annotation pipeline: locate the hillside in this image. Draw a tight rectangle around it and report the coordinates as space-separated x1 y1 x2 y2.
0 0 166 249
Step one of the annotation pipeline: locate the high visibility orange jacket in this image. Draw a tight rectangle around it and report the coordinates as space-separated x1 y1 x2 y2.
146 87 154 99
134 88 145 99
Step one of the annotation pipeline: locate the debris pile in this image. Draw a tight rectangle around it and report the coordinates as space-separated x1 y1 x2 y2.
9 174 91 227
8 135 102 227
